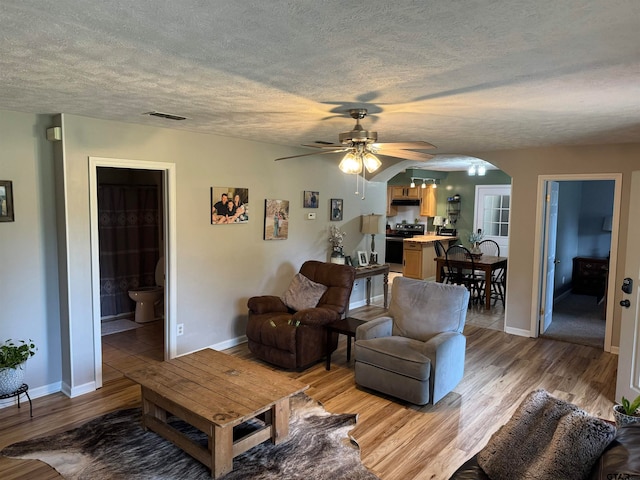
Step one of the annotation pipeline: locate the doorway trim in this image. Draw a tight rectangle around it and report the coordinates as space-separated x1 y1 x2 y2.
531 173 622 353
89 157 177 388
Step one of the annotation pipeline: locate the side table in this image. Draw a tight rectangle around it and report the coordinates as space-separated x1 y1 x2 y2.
326 317 367 370
0 383 32 417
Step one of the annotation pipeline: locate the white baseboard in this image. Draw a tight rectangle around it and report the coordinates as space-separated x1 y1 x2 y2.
504 326 532 337
62 380 96 398
211 335 247 351
0 381 62 410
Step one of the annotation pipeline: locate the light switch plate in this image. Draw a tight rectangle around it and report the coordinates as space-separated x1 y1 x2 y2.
307 212 316 220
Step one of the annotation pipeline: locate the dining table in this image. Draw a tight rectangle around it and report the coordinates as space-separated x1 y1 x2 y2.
435 255 507 310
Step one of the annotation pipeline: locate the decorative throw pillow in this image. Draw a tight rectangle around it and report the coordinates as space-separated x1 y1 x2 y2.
477 389 616 480
281 273 328 311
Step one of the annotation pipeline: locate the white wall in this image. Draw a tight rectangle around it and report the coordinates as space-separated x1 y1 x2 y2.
0 111 62 399
481 144 640 344
54 113 385 394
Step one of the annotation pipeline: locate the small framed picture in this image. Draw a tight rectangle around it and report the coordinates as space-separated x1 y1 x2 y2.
0 180 14 222
264 199 289 240
303 191 319 208
357 251 369 266
330 198 343 221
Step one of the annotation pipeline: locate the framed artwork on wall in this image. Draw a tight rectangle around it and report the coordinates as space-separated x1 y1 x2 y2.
211 187 249 224
0 180 14 222
264 199 289 240
303 190 319 208
330 198 343 221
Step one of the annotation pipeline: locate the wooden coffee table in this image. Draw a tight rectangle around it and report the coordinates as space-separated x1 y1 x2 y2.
125 349 308 478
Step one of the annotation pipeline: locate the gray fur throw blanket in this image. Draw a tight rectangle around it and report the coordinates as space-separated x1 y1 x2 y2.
477 389 616 480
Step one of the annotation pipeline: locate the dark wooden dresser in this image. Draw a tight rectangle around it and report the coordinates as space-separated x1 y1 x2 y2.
572 256 608 302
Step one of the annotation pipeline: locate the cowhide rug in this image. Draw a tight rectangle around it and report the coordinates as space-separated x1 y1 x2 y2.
1 393 378 480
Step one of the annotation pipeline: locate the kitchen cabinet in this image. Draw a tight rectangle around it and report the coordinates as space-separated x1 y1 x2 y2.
403 241 430 279
420 186 436 217
391 186 420 200
386 187 398 216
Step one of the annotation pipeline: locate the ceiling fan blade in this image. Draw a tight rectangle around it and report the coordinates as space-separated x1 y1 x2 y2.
373 141 436 150
302 142 345 149
275 148 349 161
375 149 435 162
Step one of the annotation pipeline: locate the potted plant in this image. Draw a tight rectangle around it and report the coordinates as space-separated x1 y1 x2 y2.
613 394 640 426
0 339 36 395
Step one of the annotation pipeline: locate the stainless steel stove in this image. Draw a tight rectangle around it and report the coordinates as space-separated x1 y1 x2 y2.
385 223 426 264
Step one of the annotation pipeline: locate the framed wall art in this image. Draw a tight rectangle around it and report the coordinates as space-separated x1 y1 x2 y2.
264 199 289 240
330 198 343 221
0 180 14 222
303 190 319 208
211 186 249 224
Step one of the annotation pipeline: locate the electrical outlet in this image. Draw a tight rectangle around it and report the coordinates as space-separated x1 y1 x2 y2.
177 323 184 336
307 212 316 220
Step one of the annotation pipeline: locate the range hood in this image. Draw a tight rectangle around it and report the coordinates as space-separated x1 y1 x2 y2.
391 199 420 206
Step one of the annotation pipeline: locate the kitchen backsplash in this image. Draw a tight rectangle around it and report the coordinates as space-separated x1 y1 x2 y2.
387 205 429 226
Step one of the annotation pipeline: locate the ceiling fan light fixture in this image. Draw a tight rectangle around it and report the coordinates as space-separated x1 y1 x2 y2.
339 152 362 174
363 152 381 173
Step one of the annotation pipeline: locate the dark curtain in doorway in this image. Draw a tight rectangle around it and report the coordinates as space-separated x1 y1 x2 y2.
98 185 160 318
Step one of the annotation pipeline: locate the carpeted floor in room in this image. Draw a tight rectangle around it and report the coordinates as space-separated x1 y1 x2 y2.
542 293 605 349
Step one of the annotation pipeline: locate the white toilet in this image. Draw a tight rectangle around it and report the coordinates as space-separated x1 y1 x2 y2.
128 257 165 323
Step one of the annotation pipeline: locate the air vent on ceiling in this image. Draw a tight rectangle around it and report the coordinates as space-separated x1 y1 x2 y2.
144 111 187 121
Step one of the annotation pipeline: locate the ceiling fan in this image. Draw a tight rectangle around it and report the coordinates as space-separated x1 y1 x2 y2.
275 108 435 168
275 108 436 198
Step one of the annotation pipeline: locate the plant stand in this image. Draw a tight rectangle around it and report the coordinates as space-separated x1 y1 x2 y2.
0 383 32 417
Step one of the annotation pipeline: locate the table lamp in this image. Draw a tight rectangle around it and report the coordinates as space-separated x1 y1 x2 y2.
361 214 382 264
433 216 444 234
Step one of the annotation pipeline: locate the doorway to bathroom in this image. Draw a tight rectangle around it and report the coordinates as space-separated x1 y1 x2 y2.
89 157 177 389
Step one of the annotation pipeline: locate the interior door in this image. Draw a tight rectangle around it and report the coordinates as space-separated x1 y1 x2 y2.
616 171 640 402
540 181 559 334
474 185 511 256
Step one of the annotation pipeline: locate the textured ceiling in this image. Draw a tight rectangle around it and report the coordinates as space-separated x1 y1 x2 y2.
1 1 639 172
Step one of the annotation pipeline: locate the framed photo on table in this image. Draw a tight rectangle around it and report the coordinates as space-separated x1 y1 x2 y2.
357 251 369 266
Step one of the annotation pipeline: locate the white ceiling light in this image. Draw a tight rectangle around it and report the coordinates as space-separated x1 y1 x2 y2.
410 178 416 188
468 165 477 175
477 165 486 176
421 179 427 189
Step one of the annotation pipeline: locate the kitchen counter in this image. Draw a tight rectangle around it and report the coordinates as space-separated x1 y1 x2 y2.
404 235 459 243
403 235 458 280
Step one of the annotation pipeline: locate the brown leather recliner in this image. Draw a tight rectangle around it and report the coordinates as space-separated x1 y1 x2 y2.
246 260 356 370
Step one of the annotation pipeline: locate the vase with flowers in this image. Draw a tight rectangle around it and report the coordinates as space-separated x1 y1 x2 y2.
328 225 347 264
469 229 484 257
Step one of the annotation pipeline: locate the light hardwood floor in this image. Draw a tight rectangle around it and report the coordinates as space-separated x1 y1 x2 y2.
0 306 617 480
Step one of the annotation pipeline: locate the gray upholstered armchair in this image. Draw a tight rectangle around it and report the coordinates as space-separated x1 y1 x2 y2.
354 277 470 405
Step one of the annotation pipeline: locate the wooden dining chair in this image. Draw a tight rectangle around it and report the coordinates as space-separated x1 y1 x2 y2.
433 240 448 282
445 245 484 304
478 239 505 306
478 239 500 256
